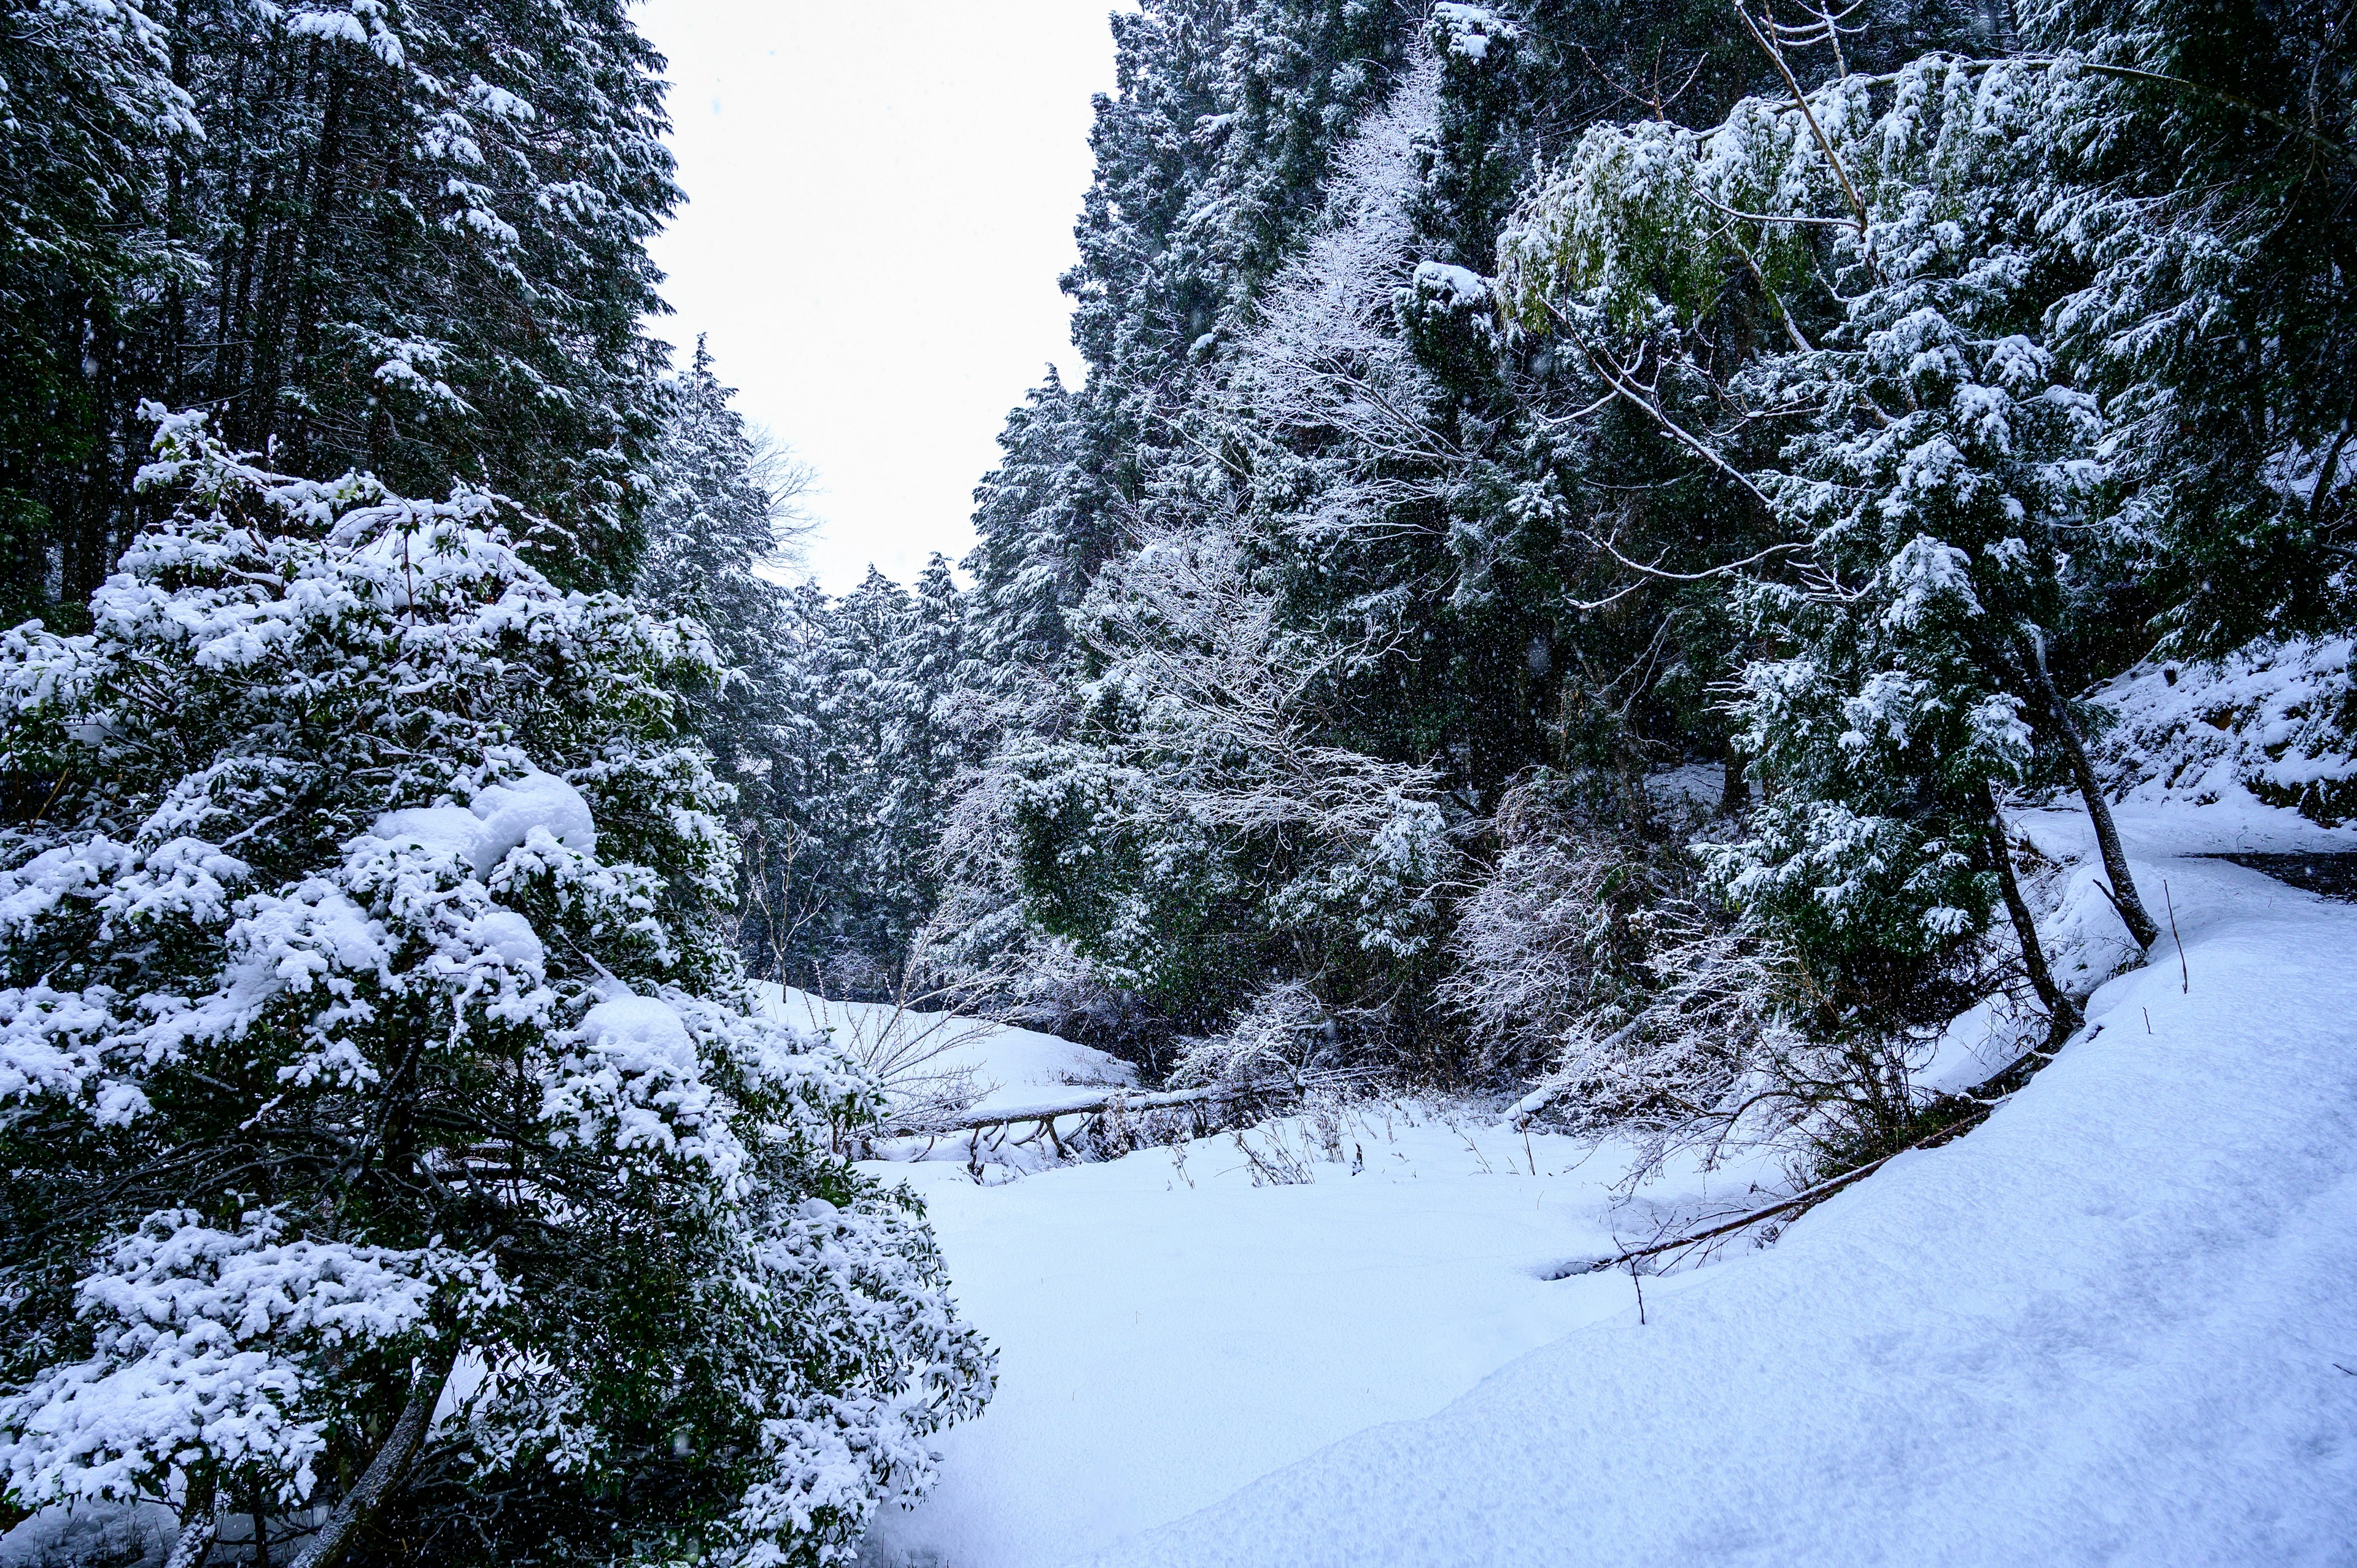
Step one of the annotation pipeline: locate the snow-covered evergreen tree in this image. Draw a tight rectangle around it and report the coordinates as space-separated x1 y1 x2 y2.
635 341 827 985
0 0 194 624
2024 0 2357 652
0 412 989 1567
1 0 683 628
1495 50 2185 1022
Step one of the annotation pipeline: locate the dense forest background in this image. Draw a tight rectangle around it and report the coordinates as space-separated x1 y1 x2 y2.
775 0 2354 1105
9 0 2355 1114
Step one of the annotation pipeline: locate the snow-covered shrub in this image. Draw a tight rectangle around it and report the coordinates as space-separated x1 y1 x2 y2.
0 414 990 1567
1452 778 1952 1176
0 1499 176 1567
1268 794 1453 962
1442 776 1659 1079
1002 521 1458 1026
1169 979 1339 1097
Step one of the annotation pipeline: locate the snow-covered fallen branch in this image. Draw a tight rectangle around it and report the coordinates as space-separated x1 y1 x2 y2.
874 1070 1384 1177
1504 1019 1643 1129
1542 1148 1903 1278
884 1084 1236 1138
1542 1038 2057 1278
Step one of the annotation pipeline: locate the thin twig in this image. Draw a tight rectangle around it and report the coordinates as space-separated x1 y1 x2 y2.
2164 879 2188 994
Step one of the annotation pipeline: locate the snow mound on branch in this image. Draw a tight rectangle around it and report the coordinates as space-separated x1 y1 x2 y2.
1066 816 2357 1567
2090 638 2356 827
467 908 545 970
469 769 597 865
367 769 596 879
552 994 720 1164
575 994 694 1059
1430 4 1517 61
367 805 486 868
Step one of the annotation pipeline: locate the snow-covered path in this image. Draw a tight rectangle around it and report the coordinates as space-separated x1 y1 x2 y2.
864 800 2357 1567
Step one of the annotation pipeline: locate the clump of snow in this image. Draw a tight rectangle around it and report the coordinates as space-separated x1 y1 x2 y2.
366 768 595 879
1411 259 1490 307
2090 637 2356 826
1430 3 1517 61
466 908 545 970
551 993 723 1167
469 768 597 867
368 804 487 870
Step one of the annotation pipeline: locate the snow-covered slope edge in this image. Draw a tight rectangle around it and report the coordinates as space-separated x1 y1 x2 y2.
2089 637 2355 827
1077 826 2357 1566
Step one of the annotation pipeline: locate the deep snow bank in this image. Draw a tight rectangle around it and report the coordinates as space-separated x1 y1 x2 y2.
2088 637 2355 827
1078 813 2357 1566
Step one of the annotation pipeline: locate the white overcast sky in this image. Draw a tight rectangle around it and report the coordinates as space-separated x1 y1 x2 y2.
637 0 1126 592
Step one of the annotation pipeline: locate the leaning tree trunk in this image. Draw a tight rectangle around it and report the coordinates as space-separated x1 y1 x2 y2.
164 1472 219 1568
2017 634 2160 950
1976 779 2081 1048
288 1345 459 1568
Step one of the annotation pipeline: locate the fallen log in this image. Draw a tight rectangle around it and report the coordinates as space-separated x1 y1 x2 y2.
880 1083 1236 1138
1504 1019 1643 1130
1542 1148 1903 1279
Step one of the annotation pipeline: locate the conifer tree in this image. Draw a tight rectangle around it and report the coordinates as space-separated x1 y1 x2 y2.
0 0 682 626
635 341 822 980
0 0 192 625
0 413 989 1567
2024 0 2356 652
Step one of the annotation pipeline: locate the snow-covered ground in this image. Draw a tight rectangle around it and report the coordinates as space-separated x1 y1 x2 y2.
861 773 2357 1561
755 984 1136 1126
857 1108 1786 1568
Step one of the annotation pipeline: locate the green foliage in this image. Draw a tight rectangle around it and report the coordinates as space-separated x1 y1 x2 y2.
0 418 991 1567
0 0 680 628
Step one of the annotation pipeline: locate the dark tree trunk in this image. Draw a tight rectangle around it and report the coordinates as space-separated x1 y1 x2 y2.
2016 634 2160 949
165 1471 219 1568
288 1346 457 1568
1976 779 2081 1047
1720 741 1749 816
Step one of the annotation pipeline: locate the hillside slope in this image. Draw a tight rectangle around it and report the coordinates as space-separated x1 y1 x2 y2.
1080 808 2357 1566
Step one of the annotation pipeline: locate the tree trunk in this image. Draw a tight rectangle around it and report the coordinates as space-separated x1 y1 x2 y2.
1720 741 1750 816
1976 780 2081 1048
287 1346 457 1568
2018 635 2160 949
165 1472 219 1568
